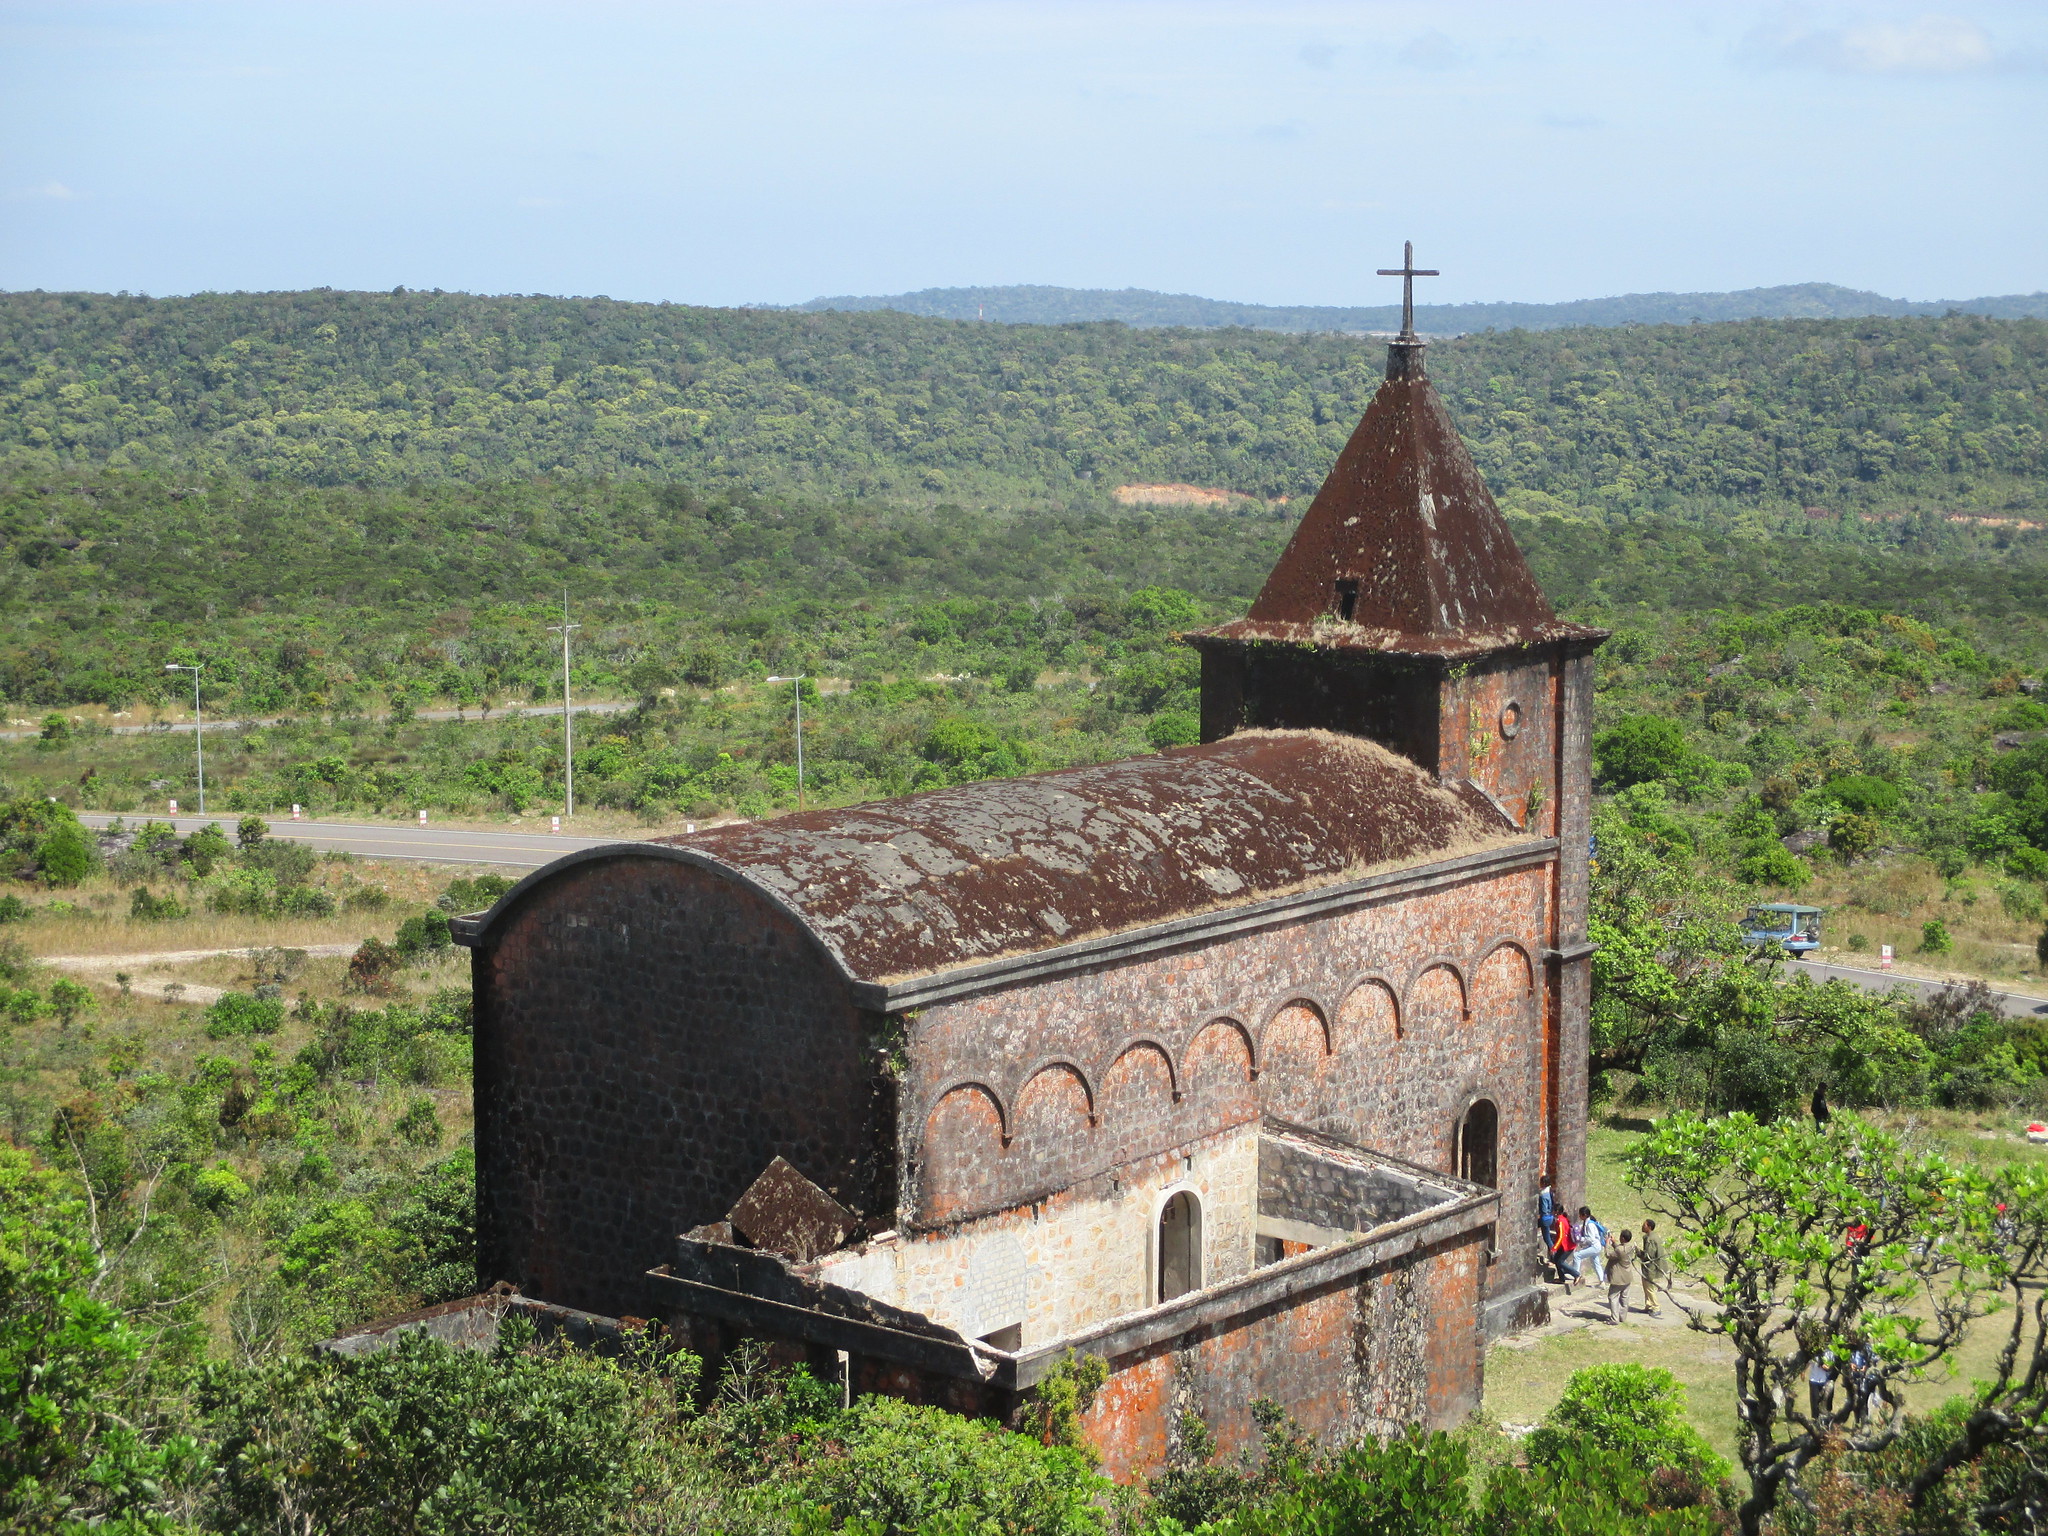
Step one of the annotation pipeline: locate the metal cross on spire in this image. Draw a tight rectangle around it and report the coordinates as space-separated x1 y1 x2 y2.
1376 240 1439 340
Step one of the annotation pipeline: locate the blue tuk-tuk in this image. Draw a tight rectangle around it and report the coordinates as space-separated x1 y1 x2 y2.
1742 903 1823 954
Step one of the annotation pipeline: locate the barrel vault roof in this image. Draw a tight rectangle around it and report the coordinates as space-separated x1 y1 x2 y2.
644 728 1521 983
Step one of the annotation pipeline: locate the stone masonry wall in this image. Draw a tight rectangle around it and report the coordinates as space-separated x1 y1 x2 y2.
472 854 881 1319
817 1122 1259 1349
1257 1136 1445 1230
908 859 1557 1306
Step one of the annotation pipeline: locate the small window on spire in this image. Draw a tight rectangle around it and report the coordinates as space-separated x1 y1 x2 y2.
1334 579 1359 623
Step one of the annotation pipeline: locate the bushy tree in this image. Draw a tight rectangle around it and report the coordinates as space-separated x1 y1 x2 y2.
198 1329 643 1536
796 1394 1107 1536
1595 716 1695 790
33 822 96 887
0 1147 193 1531
1525 1363 1726 1486
1625 1113 1992 1536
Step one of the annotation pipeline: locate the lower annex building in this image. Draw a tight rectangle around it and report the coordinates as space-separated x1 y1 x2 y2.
434 306 1605 1476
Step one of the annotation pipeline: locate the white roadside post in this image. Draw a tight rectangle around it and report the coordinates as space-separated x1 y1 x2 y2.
163 662 205 814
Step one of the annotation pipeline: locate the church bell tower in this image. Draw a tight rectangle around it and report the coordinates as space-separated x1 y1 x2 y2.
1186 244 1606 840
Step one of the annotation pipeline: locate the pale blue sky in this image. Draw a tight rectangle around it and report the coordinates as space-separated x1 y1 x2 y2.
3 2 2043 307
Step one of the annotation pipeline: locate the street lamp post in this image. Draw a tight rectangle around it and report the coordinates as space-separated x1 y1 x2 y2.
546 594 581 818
766 675 806 811
164 663 205 815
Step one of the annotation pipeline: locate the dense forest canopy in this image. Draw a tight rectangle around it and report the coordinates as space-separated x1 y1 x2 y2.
2 468 2047 716
2 289 2044 514
791 279 2048 332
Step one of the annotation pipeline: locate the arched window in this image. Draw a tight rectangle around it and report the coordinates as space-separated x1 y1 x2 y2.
1158 1190 1202 1302
1456 1099 1498 1189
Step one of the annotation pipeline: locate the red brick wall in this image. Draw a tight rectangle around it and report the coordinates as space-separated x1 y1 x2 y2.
1079 1228 1487 1482
1439 655 1562 835
472 854 882 1318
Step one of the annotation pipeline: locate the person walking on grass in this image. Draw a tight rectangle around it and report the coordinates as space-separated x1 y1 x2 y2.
1575 1205 1608 1286
1808 1348 1835 1422
1638 1217 1673 1316
1604 1228 1638 1325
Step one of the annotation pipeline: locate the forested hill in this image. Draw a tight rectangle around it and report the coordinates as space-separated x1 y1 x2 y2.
792 281 2048 332
2 287 2045 517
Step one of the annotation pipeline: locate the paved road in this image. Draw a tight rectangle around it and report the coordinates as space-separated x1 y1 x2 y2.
77 812 629 868
1 700 635 742
1789 956 2048 1018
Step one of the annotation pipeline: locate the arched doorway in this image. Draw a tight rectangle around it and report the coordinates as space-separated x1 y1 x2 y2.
1158 1190 1202 1302
1456 1099 1498 1189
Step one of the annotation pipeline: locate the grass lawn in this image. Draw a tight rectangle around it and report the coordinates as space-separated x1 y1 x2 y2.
1484 1109 2048 1465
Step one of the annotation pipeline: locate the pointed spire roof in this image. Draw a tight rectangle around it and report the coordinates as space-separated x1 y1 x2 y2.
1194 339 1599 660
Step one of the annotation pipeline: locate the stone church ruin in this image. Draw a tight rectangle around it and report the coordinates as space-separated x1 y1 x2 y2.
443 303 1605 1476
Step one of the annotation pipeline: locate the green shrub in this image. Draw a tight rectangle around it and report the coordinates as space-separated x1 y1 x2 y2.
0 1145 188 1529
204 991 286 1040
1921 919 1955 955
1525 1363 1728 1486
1481 1442 1726 1534
1224 1428 1470 1536
1145 711 1201 751
1829 812 1885 861
46 979 93 1028
393 912 452 960
437 873 516 914
1595 716 1693 790
1736 842 1811 890
235 815 269 848
35 823 97 887
197 1330 642 1536
278 885 336 918
129 886 187 921
394 1096 443 1148
795 1393 1108 1536
1824 774 1903 817
0 896 27 924
408 1031 471 1088
182 822 233 877
240 837 317 886
2001 882 2045 923
388 1149 477 1305
192 1162 250 1211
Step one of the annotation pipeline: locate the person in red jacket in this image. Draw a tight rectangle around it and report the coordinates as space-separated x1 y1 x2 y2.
1550 1207 1579 1291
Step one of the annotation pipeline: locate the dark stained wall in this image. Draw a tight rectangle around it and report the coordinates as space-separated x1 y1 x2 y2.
470 854 885 1318
1196 644 1444 768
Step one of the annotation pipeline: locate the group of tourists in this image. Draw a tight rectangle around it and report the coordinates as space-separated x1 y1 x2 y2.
1537 1174 1672 1325
1802 1331 1886 1427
